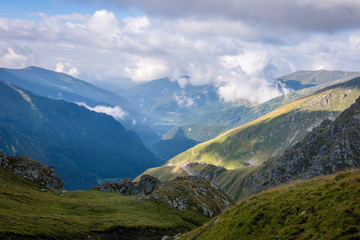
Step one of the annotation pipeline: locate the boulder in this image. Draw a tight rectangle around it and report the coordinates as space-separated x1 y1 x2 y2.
134 175 161 195
90 175 161 195
90 178 137 194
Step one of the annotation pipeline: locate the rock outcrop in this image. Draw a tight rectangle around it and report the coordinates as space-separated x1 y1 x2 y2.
90 178 137 194
134 174 161 195
90 175 160 195
0 153 64 190
240 96 360 199
144 176 234 217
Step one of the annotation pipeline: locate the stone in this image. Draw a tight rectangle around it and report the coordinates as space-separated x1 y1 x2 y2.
134 175 160 195
90 179 137 194
0 153 64 190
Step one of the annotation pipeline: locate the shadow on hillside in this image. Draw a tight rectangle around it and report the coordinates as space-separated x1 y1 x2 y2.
150 128 200 162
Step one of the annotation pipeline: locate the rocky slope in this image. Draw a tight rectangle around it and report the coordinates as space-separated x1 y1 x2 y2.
91 175 161 195
92 174 234 217
238 95 360 200
0 152 63 190
144 176 234 217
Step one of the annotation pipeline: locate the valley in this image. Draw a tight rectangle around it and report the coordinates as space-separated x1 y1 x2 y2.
1 67 360 239
2 1 360 239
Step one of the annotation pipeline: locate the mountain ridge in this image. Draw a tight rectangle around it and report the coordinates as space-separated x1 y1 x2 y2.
0 81 159 189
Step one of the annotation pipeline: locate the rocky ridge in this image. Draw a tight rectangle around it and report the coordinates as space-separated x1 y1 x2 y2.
90 174 161 195
0 152 63 190
144 176 234 217
240 96 360 199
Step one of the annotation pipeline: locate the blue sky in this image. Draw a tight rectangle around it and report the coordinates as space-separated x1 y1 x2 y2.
1 0 360 103
0 0 141 19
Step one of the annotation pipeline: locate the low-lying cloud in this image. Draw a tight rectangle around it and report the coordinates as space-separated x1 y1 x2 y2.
55 62 80 77
76 102 128 121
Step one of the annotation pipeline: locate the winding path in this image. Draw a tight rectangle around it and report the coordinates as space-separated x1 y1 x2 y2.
180 163 194 176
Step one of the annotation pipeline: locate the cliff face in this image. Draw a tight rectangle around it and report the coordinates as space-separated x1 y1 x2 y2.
0 153 64 190
241 96 360 199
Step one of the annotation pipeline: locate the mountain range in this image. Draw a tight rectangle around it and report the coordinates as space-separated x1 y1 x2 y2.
1 66 360 239
142 76 360 201
0 81 159 189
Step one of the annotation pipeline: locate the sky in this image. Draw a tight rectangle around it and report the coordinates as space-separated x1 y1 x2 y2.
1 0 360 103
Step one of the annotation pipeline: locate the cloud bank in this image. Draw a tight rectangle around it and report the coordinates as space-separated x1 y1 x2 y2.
1 0 360 103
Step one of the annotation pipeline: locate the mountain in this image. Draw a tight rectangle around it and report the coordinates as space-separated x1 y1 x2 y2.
0 81 159 189
0 66 129 107
139 76 360 201
120 77 231 127
167 77 360 169
0 66 164 150
238 94 360 200
277 70 360 90
153 71 360 161
180 169 360 240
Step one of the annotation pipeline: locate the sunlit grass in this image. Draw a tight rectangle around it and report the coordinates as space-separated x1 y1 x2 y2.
181 169 360 240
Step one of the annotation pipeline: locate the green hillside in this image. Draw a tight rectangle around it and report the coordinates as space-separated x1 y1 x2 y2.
0 167 208 239
138 77 360 201
180 169 360 240
156 72 360 160
167 77 360 169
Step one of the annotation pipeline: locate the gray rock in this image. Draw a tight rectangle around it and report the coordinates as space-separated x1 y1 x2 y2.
144 176 234 217
90 178 137 194
134 175 160 195
90 175 161 196
239 96 360 200
0 153 64 190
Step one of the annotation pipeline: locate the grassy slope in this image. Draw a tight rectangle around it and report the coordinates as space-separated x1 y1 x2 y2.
162 72 360 144
0 167 208 239
138 77 360 201
181 170 360 240
167 78 360 169
133 165 187 182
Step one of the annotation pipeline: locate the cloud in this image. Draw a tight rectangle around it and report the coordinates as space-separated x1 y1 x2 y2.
55 62 80 77
76 102 129 120
84 0 360 32
1 8 360 103
174 92 195 108
215 51 288 103
124 56 169 81
0 44 36 68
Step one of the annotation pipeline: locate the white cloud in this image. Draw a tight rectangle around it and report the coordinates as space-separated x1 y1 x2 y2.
76 102 128 120
0 8 360 103
0 46 36 68
350 31 360 51
55 62 80 77
124 57 169 81
174 92 195 108
215 51 286 103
